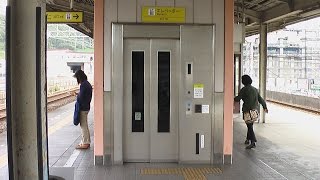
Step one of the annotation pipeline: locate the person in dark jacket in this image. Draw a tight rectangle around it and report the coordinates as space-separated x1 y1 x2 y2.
73 70 92 149
234 75 268 149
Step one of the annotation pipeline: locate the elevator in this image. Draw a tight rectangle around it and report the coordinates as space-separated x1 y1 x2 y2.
110 24 219 164
123 39 179 162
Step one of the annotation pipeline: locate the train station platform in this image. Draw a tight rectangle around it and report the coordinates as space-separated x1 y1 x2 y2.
0 102 319 180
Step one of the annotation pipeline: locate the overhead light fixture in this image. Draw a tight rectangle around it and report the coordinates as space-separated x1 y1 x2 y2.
70 0 74 9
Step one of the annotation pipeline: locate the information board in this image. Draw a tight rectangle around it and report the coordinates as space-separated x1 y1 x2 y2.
194 83 204 98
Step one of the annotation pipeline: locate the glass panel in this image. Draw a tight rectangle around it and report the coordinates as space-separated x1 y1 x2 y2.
132 51 144 132
158 51 170 132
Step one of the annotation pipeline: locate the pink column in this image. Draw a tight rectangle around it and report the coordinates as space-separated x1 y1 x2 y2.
94 0 104 157
224 0 234 157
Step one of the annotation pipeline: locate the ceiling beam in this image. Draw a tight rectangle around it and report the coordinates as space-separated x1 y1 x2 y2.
234 3 262 22
262 0 320 23
47 0 93 14
69 24 93 38
243 8 262 22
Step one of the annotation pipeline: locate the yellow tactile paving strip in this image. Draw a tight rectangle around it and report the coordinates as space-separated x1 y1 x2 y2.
141 167 222 180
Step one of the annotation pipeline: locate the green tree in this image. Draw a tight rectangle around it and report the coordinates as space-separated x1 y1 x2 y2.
0 15 5 51
47 24 93 52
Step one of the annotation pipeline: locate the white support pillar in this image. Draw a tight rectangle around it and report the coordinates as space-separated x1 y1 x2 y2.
6 0 48 179
259 23 267 123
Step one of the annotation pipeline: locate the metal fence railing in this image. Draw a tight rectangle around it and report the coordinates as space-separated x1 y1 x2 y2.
0 79 81 106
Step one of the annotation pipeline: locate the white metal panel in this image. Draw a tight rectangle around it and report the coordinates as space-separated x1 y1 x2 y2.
150 39 179 162
104 0 118 91
194 0 212 24
212 0 224 93
175 0 193 23
137 0 156 23
213 92 224 163
234 43 241 53
155 0 174 6
103 92 112 157
212 0 225 164
112 24 124 164
118 0 137 22
123 39 151 162
123 25 180 38
234 23 244 43
180 25 213 162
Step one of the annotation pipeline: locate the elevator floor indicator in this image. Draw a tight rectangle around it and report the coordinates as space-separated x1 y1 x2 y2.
141 167 222 180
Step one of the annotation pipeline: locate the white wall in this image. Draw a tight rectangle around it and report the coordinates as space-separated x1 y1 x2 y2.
47 50 71 78
47 50 94 78
104 0 225 92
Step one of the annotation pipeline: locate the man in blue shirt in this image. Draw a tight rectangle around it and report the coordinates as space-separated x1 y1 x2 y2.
73 70 92 149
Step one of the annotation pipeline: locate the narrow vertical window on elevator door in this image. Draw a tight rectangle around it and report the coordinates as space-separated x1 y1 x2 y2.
132 51 144 132
158 51 170 132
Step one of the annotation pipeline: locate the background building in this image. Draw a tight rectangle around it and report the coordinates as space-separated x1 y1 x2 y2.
244 23 320 97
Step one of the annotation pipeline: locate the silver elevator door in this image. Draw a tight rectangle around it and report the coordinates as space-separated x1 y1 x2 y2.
124 39 179 162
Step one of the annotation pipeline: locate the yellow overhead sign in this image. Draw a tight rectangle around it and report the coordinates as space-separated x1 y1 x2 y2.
142 7 185 23
46 12 83 23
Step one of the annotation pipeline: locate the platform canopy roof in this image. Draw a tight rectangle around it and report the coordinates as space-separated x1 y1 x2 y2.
237 0 320 36
46 0 320 38
46 0 94 37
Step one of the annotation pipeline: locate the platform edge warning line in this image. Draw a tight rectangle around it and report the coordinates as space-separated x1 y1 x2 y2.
0 114 73 168
258 159 288 180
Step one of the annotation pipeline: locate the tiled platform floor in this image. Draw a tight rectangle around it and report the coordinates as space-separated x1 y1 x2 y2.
1 102 320 180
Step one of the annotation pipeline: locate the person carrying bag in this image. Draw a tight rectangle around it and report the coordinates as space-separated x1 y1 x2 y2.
73 70 92 149
234 75 268 149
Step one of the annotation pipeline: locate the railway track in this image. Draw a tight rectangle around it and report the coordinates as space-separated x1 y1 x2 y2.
47 87 79 104
0 87 79 121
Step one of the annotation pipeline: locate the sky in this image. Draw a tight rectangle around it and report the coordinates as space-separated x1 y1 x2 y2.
246 17 320 42
288 17 320 29
0 0 5 16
